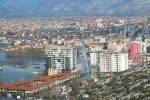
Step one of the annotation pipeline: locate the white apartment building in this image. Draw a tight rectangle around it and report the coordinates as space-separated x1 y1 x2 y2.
90 52 99 66
99 52 112 72
99 52 129 72
45 45 78 75
111 53 129 72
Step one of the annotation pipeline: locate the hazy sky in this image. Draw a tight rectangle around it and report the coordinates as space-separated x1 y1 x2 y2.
0 0 150 17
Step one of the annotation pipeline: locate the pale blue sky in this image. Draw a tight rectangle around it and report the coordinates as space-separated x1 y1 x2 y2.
0 0 149 17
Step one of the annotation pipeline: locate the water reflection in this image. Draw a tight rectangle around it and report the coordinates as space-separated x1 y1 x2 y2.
0 50 45 83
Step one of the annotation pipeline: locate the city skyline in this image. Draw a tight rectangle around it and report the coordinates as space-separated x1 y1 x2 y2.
0 0 150 99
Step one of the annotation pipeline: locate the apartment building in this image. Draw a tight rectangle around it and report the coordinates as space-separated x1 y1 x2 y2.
99 52 129 72
45 44 78 75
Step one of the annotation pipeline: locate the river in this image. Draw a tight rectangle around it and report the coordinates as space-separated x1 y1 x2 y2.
0 50 45 83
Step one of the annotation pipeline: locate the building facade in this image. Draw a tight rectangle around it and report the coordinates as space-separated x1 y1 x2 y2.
45 45 78 75
90 52 99 66
99 52 129 72
129 37 150 64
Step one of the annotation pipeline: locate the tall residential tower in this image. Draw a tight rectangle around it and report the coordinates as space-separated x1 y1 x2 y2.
45 44 78 75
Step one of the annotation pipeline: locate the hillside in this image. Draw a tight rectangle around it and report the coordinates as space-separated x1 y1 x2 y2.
70 62 150 100
0 0 150 17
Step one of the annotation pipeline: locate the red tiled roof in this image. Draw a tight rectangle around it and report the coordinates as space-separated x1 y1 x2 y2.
0 71 80 92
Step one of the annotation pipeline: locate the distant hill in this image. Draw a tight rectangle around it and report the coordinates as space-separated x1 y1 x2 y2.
70 61 150 99
96 62 150 99
0 0 150 17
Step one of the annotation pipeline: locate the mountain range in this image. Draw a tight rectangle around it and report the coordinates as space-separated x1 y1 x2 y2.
0 0 150 17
